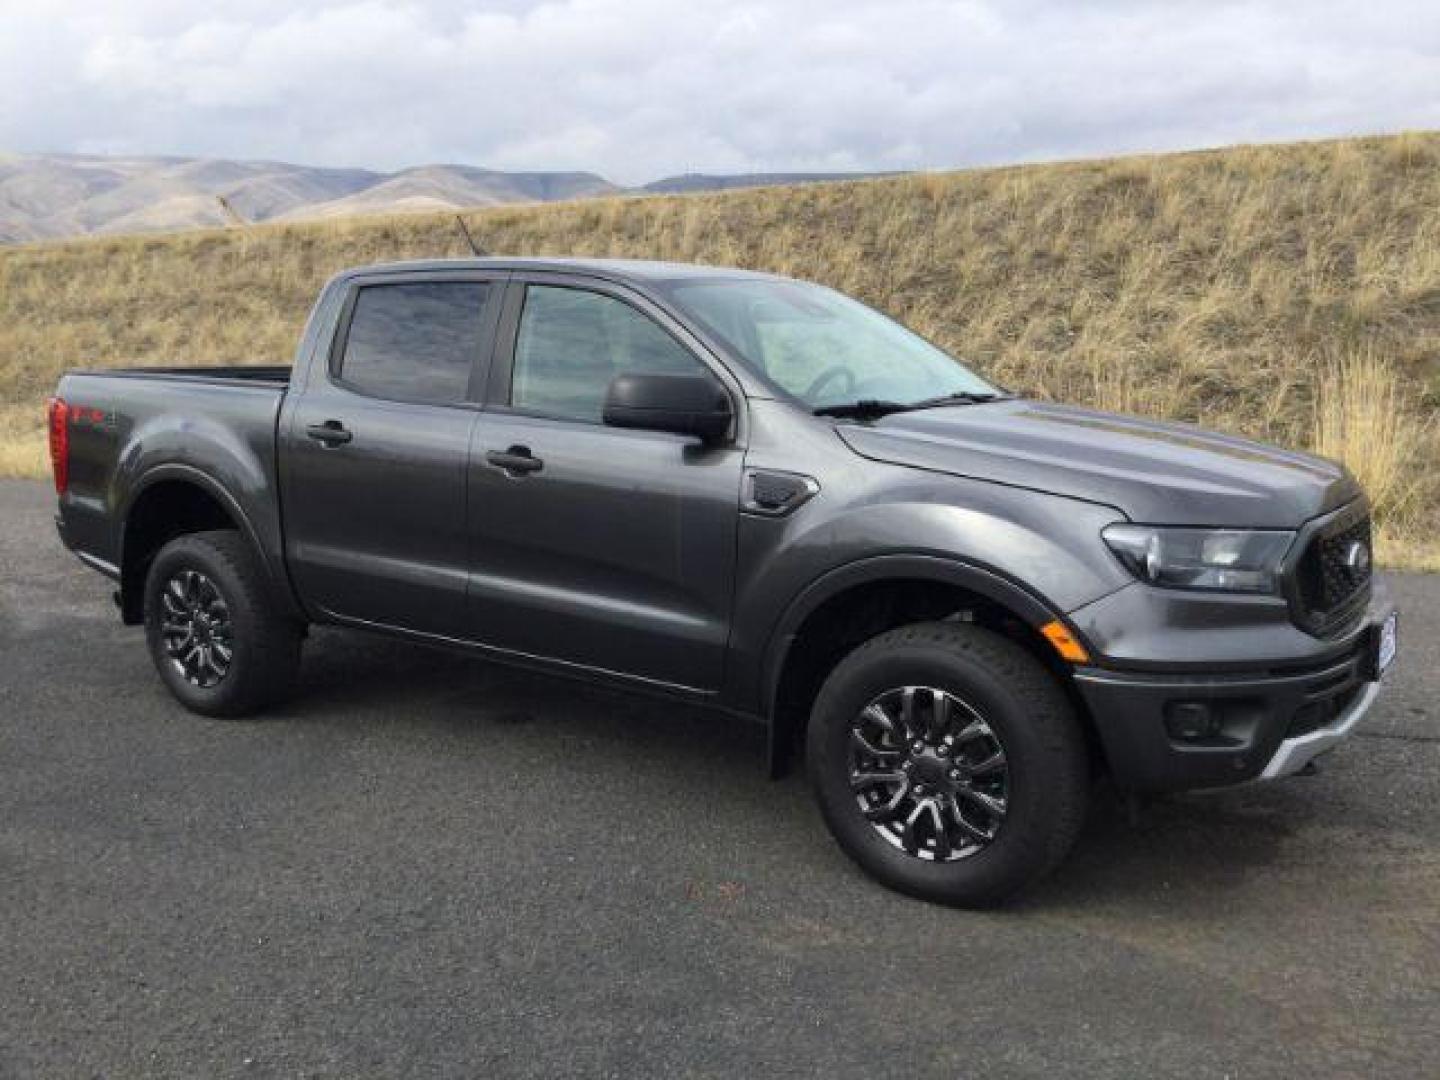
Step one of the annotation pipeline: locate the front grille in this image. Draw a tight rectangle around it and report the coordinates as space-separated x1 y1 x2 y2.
1293 508 1371 632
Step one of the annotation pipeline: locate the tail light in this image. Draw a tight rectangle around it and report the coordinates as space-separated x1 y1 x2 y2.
47 396 70 495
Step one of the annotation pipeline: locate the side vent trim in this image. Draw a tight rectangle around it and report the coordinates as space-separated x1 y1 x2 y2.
742 469 820 518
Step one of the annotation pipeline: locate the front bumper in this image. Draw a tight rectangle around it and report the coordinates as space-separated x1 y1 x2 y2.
1072 592 1395 793
1256 680 1379 781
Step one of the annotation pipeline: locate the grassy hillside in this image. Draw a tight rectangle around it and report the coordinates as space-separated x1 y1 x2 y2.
3 133 1437 566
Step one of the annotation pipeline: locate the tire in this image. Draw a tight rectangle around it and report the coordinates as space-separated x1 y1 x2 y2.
143 530 302 717
806 621 1088 907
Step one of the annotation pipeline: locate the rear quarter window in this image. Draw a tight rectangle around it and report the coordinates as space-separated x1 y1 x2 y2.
338 282 491 403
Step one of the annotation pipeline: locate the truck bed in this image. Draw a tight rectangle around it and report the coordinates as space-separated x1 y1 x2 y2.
54 365 291 573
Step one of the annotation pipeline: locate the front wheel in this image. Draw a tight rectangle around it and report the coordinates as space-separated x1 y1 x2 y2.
143 530 302 717
806 622 1088 907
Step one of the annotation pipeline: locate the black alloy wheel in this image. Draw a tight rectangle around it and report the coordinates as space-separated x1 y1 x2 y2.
849 685 1010 862
158 568 234 688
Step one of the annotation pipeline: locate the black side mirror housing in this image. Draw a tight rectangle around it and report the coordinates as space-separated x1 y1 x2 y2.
603 373 733 443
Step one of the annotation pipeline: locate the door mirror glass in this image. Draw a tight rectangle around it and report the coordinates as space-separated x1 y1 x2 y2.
603 374 733 443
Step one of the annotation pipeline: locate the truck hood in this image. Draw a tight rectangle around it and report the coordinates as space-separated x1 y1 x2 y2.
836 400 1359 528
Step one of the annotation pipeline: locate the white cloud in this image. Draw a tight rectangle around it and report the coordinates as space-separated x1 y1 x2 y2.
3 0 1438 182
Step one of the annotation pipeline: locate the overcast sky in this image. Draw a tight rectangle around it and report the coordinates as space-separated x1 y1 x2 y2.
3 0 1438 184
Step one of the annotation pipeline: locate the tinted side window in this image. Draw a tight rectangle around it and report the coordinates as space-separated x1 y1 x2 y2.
339 282 491 403
511 285 705 422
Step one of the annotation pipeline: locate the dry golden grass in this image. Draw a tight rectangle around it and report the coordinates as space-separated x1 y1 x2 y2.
0 403 47 478
2 132 1437 566
1314 347 1430 519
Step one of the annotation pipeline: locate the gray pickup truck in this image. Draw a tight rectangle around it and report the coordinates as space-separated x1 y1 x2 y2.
51 257 1398 905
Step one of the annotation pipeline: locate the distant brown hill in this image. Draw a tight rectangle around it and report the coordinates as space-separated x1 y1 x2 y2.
0 153 885 242
0 154 618 242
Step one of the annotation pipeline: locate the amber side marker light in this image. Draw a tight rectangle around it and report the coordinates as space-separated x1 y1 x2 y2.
1040 619 1090 664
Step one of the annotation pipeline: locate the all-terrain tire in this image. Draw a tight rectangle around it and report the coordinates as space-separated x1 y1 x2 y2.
806 621 1088 907
143 530 302 717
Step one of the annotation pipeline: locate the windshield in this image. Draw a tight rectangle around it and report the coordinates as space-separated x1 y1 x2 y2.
659 278 998 411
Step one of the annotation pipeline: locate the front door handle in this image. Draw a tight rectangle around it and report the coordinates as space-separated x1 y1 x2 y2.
306 420 353 446
486 445 543 476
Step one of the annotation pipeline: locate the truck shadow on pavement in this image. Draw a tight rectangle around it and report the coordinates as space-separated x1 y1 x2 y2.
1029 790 1297 908
281 625 1326 912
286 626 774 787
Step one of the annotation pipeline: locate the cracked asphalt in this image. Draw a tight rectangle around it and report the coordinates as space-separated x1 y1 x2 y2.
1 478 1436 1078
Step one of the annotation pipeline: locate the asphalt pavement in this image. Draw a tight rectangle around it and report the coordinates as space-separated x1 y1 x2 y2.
1 478 1436 1079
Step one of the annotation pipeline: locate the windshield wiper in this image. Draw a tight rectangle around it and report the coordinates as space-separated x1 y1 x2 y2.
812 399 911 419
902 390 1009 410
813 390 1009 419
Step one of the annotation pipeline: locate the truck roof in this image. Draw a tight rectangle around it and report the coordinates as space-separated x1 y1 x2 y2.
336 257 784 287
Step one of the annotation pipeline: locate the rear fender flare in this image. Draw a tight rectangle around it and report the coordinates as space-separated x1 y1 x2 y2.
117 463 302 622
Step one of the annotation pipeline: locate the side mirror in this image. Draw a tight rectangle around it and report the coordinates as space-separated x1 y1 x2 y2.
603 373 733 443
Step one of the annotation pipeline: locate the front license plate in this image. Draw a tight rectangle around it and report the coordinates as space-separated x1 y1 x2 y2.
1376 611 1398 677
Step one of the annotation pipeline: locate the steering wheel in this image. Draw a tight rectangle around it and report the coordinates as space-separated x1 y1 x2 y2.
803 365 856 404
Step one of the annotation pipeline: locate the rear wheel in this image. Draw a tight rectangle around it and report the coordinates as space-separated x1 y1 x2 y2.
143 530 301 717
806 621 1088 907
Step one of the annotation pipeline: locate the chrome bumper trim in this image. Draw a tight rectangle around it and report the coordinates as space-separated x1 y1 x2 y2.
1257 679 1381 780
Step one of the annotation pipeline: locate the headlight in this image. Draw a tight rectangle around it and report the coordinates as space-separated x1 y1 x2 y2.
1101 525 1295 594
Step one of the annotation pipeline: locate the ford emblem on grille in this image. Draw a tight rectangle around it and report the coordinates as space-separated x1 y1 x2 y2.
1345 540 1372 578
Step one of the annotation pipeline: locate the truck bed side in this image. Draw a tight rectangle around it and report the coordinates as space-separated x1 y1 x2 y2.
53 368 295 620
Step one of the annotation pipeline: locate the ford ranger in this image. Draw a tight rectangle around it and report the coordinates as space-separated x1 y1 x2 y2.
50 258 1398 905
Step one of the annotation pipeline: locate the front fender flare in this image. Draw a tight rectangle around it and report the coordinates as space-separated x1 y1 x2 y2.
759 553 1076 777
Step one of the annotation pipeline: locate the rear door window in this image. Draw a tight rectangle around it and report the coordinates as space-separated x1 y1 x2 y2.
338 282 492 403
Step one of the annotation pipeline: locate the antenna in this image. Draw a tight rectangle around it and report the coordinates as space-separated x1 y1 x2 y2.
215 194 248 228
454 214 486 256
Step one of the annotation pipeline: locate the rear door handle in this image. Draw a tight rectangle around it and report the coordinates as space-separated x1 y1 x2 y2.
306 420 353 446
486 446 543 476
